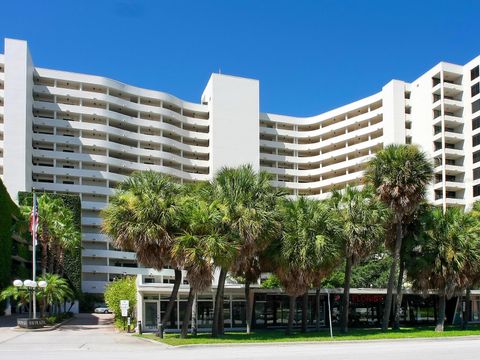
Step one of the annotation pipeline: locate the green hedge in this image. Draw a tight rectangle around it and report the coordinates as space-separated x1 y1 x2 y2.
0 179 20 314
18 192 82 295
104 276 137 326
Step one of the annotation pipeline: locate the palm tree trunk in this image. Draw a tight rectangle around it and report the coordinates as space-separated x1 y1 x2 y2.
435 293 446 332
286 295 296 335
393 259 405 330
245 281 252 334
315 288 321 332
301 292 308 333
191 293 198 336
219 294 225 335
462 288 471 330
341 256 353 333
212 268 227 337
382 221 403 331
180 288 194 338
163 269 182 328
41 232 48 276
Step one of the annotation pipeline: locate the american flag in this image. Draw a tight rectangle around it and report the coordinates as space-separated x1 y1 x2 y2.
30 193 39 246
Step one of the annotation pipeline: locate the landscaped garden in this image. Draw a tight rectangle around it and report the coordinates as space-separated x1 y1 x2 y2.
100 144 480 340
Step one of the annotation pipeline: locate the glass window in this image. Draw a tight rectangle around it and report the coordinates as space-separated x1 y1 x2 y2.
474 168 480 181
474 133 480 147
472 83 480 97
473 150 480 163
472 65 480 81
473 99 480 114
474 185 480 197
144 302 158 330
473 116 480 130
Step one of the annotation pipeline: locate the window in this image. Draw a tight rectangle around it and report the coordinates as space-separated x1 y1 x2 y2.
472 66 480 81
474 133 480 147
473 99 480 114
474 184 480 197
473 116 480 130
446 191 457 199
475 168 480 180
473 150 480 163
472 83 480 97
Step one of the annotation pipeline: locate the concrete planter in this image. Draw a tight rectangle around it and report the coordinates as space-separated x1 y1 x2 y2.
17 318 46 329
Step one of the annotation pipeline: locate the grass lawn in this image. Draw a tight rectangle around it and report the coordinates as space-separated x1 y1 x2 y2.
137 324 480 346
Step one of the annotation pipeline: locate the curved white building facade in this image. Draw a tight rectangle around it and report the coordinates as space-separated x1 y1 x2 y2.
1 38 479 293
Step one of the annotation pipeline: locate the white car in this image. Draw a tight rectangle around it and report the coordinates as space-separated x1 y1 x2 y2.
94 305 111 314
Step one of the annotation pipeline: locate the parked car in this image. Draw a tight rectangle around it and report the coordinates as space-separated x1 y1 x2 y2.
94 305 111 314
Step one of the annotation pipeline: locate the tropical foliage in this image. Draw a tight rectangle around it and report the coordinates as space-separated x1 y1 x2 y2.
104 276 137 322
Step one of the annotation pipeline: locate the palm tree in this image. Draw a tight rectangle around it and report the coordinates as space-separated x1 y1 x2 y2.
20 194 79 276
0 285 30 314
407 207 480 331
209 165 281 336
330 185 390 333
273 197 340 335
36 273 74 316
365 144 433 331
102 171 182 328
173 194 236 338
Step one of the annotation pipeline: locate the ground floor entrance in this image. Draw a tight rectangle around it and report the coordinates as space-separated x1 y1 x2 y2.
139 289 480 332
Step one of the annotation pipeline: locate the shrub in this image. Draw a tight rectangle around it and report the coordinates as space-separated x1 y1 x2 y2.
104 276 136 324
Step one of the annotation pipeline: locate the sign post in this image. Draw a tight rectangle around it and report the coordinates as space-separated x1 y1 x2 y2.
120 300 129 331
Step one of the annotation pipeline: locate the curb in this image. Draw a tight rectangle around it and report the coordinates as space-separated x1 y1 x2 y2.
11 316 74 332
129 333 174 348
167 334 480 349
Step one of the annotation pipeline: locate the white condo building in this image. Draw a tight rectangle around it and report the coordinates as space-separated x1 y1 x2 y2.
1 38 479 294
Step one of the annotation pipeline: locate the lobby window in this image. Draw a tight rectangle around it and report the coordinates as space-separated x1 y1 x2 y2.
472 65 480 81
472 83 480 97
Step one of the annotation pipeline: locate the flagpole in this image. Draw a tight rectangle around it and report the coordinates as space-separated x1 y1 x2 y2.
32 191 37 319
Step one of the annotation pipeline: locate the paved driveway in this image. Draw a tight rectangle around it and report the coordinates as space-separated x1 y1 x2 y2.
1 313 480 359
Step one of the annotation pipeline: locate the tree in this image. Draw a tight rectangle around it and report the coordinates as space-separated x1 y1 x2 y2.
365 144 433 331
330 185 390 333
0 285 30 313
173 194 236 338
209 165 281 336
36 273 74 316
20 194 80 276
273 197 340 335
104 276 137 326
407 207 480 331
102 171 182 329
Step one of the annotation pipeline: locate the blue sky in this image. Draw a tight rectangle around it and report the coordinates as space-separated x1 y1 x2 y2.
1 0 479 116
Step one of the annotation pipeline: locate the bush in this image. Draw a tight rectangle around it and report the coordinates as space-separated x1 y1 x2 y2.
44 311 74 325
104 276 136 326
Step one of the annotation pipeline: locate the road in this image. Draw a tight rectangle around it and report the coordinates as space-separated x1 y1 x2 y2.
1 313 479 360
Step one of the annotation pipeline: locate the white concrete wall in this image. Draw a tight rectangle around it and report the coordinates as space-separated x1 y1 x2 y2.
3 38 33 202
382 80 407 145
202 74 260 175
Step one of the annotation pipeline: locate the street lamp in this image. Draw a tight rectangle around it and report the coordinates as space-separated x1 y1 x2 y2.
13 279 47 319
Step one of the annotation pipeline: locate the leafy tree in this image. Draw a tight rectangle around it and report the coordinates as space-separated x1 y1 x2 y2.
37 273 74 316
365 144 433 331
407 207 480 331
104 276 137 325
261 274 282 289
272 197 340 335
102 171 182 328
330 185 390 333
173 193 236 338
19 194 80 276
209 165 281 336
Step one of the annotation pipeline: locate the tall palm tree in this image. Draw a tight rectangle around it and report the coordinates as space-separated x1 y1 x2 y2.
20 194 78 276
173 194 236 338
273 197 340 335
209 165 281 336
102 171 182 328
330 185 390 333
406 207 480 331
365 144 433 331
